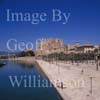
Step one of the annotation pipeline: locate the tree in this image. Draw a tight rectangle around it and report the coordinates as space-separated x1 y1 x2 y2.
16 50 35 57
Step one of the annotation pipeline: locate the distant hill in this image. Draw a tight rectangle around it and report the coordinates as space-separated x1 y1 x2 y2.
0 51 17 55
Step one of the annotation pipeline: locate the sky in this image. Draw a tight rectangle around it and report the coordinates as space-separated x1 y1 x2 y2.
0 0 100 51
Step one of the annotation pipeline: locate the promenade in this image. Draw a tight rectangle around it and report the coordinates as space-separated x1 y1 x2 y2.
11 57 100 100
37 60 100 100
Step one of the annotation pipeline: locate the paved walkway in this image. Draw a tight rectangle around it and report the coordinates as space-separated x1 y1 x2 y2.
37 60 100 100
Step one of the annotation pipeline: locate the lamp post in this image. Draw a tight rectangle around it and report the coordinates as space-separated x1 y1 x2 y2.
89 77 94 96
95 54 99 71
98 45 100 66
55 53 59 74
57 56 60 74
95 47 99 71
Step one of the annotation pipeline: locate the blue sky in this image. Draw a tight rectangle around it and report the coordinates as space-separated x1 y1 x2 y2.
0 0 100 51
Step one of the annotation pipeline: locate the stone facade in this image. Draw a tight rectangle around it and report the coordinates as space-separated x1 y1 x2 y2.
36 38 98 56
36 38 63 56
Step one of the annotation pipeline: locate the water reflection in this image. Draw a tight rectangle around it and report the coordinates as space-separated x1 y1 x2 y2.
0 60 61 100
0 62 6 68
17 62 34 69
11 60 35 70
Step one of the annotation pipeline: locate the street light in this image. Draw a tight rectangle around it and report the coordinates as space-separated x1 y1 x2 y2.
95 54 99 71
95 47 99 71
89 77 94 96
